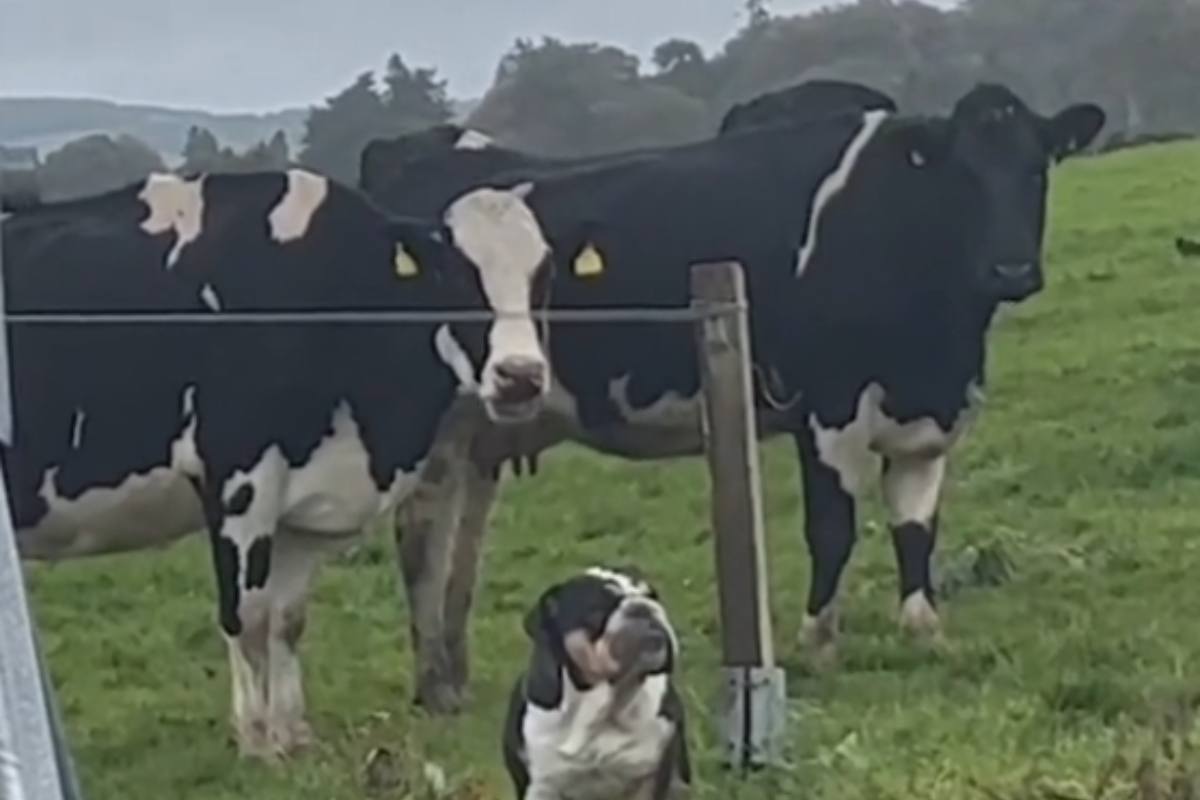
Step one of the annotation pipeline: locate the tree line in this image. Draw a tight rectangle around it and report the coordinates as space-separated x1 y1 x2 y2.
20 0 1200 200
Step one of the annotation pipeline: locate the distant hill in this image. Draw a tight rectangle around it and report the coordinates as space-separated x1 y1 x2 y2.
0 97 309 165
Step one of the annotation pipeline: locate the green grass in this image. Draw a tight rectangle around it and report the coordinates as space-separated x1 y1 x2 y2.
26 139 1200 799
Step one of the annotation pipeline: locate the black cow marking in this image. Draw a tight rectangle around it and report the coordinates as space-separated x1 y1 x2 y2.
245 536 272 590
226 484 254 516
213 535 242 636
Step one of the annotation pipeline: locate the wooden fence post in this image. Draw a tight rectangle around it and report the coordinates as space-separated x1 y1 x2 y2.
690 261 786 771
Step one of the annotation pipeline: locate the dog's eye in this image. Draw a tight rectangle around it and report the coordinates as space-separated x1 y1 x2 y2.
585 610 609 633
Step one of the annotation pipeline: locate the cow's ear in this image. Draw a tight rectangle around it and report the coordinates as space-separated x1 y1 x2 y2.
894 117 952 169
523 586 565 709
358 138 395 192
1041 104 1106 162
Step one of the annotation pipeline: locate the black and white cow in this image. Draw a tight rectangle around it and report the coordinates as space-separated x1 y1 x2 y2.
359 79 898 201
362 84 1105 712
360 82 903 712
1 168 553 758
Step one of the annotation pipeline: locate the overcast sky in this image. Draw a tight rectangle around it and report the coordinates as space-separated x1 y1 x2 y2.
0 0 949 112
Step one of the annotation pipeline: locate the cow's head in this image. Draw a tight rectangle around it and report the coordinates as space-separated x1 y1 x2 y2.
898 83 1105 304
430 182 552 423
359 125 494 196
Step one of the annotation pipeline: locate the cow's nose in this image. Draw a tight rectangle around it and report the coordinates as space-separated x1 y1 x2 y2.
493 358 546 404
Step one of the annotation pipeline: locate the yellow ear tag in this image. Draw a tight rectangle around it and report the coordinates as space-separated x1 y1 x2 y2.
574 243 605 277
394 243 419 278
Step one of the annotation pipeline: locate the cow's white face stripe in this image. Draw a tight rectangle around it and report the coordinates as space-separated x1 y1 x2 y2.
138 173 205 268
442 186 549 401
796 109 889 277
268 169 329 243
454 129 493 150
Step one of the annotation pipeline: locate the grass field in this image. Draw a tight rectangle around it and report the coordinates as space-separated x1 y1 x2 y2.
25 139 1200 799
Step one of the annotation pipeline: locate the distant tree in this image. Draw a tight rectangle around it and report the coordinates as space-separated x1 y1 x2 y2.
300 72 388 182
180 126 291 175
744 0 772 30
299 56 454 184
37 133 165 201
381 54 454 128
470 37 707 155
180 126 223 173
236 130 291 171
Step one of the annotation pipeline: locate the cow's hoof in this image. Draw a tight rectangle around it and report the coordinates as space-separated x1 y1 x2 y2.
899 593 942 641
800 608 840 672
413 678 464 715
235 718 278 763
269 719 316 758
446 643 471 695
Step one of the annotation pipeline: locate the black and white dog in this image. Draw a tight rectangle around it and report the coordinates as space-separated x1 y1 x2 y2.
502 567 691 800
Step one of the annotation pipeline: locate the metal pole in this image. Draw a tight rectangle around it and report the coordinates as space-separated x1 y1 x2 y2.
0 151 78 800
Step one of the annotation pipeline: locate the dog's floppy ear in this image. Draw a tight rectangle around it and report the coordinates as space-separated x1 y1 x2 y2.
523 585 565 709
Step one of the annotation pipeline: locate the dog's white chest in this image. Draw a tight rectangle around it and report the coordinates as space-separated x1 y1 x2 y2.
524 679 674 800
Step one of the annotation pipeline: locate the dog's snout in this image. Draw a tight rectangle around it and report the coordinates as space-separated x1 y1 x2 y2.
641 626 669 651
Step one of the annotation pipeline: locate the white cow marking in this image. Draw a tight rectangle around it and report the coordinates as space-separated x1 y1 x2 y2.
899 591 940 635
27 465 201 558
810 381 982 496
454 129 493 150
882 455 946 527
200 283 222 311
608 375 700 430
69 409 85 450
434 324 478 393
267 169 329 243
443 186 550 403
282 401 422 534
171 385 201 476
138 173 205 269
796 109 890 277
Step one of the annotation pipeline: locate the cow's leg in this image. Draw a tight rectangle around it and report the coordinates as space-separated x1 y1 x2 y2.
795 429 859 666
201 453 289 760
261 526 344 755
443 459 500 694
882 455 946 640
396 448 468 713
